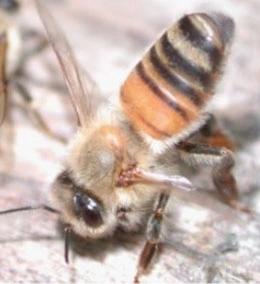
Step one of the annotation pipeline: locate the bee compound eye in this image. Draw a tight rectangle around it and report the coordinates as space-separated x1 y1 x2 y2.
73 193 103 227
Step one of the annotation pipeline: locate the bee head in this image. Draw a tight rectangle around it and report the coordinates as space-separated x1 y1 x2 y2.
51 126 131 239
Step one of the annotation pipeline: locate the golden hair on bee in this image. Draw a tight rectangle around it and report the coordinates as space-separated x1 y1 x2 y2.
0 2 252 283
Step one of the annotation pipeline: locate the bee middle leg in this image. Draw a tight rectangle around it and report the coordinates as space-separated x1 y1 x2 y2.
134 193 170 283
176 141 250 213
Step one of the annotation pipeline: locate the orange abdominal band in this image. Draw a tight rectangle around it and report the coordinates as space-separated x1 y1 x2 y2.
121 67 199 140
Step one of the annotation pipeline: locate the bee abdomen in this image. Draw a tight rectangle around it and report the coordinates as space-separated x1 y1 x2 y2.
121 13 234 140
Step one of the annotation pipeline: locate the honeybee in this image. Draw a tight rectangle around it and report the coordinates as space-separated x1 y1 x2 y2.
0 0 20 126
0 0 66 143
0 0 252 282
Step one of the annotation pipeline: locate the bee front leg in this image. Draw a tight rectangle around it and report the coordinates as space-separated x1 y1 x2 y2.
134 193 170 283
177 141 250 214
117 168 193 282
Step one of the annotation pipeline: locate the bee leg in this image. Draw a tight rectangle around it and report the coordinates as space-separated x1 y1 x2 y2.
189 113 235 151
14 81 67 144
0 109 16 182
177 142 250 213
19 29 48 67
134 193 169 283
16 29 67 92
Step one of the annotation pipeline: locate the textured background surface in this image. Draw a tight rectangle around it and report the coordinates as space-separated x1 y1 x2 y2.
0 0 260 283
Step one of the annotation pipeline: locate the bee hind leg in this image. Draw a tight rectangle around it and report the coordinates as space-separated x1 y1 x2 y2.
189 113 236 151
177 141 250 214
134 193 170 283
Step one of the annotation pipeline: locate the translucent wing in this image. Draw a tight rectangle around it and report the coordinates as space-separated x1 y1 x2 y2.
0 31 7 126
35 0 98 126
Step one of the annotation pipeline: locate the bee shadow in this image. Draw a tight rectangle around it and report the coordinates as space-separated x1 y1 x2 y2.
57 222 145 263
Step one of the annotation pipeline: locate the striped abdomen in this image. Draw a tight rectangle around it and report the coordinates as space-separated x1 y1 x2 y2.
121 13 234 140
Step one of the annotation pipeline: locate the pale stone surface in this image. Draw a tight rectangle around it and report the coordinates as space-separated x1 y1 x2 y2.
0 0 260 283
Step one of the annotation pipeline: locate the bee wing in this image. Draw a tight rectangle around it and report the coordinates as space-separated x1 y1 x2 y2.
35 0 99 127
0 32 7 126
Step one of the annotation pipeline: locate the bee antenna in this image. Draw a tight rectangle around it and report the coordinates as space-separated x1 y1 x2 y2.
0 205 75 264
0 205 59 215
64 225 72 264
